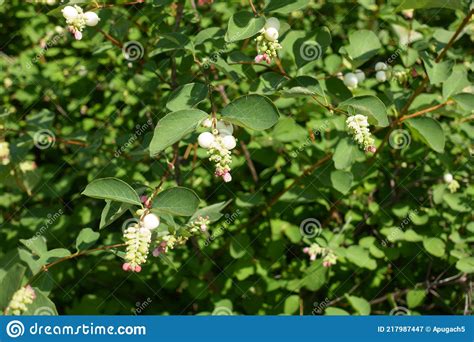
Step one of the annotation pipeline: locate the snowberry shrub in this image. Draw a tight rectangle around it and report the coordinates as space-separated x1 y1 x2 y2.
0 0 472 316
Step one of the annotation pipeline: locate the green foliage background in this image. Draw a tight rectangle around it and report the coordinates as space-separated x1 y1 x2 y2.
0 0 473 315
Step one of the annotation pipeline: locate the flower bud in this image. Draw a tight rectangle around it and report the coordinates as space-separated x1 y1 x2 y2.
355 69 365 82
264 27 279 42
221 135 237 150
375 62 388 71
376 70 387 82
62 5 78 20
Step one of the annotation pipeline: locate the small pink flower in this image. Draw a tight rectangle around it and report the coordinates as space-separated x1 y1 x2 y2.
74 30 82 40
323 260 332 267
200 224 207 232
223 172 232 182
122 263 131 271
140 195 151 208
134 265 142 272
303 247 309 254
152 248 161 257
255 54 264 63
366 146 376 153
26 285 36 299
310 254 316 261
262 53 271 64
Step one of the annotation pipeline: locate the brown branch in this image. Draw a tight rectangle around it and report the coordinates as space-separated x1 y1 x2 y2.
97 29 123 48
28 243 126 285
240 140 258 183
398 100 453 123
249 0 258 16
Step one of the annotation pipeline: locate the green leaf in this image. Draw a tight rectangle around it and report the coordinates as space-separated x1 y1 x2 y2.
302 261 327 291
24 288 58 315
264 0 310 13
346 295 371 315
230 234 252 259
76 228 100 251
396 0 463 11
330 170 353 195
100 200 132 230
0 264 26 309
406 289 426 309
442 65 469 100
82 177 142 206
166 83 208 112
423 237 445 258
152 187 200 216
452 93 474 111
405 117 445 153
20 237 48 257
190 200 232 223
292 27 332 69
345 246 377 270
221 94 279 130
333 138 357 170
149 109 208 156
325 307 350 315
283 295 300 314
345 30 381 67
456 257 474 273
421 53 453 85
225 11 265 42
338 95 389 127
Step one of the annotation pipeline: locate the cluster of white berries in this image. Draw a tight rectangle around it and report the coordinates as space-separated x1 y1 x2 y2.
122 212 160 272
6 285 36 315
443 173 460 193
61 5 100 40
342 62 390 88
198 118 236 182
255 17 282 64
0 141 10 165
303 244 337 267
374 62 389 82
342 69 365 89
346 114 376 153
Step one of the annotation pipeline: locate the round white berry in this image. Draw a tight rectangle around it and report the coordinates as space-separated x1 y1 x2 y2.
265 17 280 31
62 6 78 20
221 135 237 150
142 213 160 230
355 69 365 83
343 73 358 88
84 11 100 26
264 27 279 42
375 70 387 82
375 62 388 71
443 173 453 183
216 120 233 136
198 132 215 149
201 118 213 128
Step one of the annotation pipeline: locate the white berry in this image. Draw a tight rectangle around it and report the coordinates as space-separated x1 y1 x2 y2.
264 27 279 42
343 73 358 88
84 11 100 26
201 118 213 128
221 135 237 150
355 69 365 83
265 17 280 31
216 121 233 136
375 62 388 71
62 6 78 20
443 173 453 183
376 70 387 82
198 132 215 149
142 213 160 230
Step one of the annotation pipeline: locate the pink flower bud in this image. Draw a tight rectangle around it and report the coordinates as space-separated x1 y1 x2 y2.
134 265 142 273
366 146 376 153
223 172 232 183
200 224 207 232
310 254 316 261
323 260 332 267
255 54 265 63
303 247 310 254
152 248 161 257
74 30 82 40
122 263 131 271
